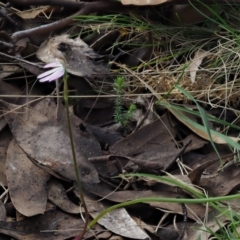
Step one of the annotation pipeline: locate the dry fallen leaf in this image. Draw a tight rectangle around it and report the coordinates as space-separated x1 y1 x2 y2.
0 209 86 240
0 200 6 222
188 159 219 185
110 113 177 156
200 163 240 196
48 179 80 214
36 34 109 77
85 195 150 239
34 98 106 174
0 127 11 186
1 100 99 184
17 6 51 19
6 139 50 217
188 50 211 83
0 65 21 80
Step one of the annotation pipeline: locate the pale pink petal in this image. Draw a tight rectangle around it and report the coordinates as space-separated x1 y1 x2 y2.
43 62 62 68
37 68 58 79
46 67 65 82
39 67 64 82
39 75 53 82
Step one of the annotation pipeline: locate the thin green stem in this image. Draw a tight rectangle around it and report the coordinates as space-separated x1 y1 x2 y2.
88 194 240 228
63 71 89 239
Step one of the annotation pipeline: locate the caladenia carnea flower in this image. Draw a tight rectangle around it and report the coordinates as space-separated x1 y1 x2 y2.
37 58 65 82
37 58 67 117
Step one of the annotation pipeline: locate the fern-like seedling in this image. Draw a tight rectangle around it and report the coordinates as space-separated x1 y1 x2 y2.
113 76 136 127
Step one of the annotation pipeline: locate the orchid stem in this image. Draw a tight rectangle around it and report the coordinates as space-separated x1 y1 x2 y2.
55 79 60 118
63 72 89 239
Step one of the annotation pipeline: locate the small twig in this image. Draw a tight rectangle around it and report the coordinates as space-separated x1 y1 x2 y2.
0 52 42 68
0 40 14 50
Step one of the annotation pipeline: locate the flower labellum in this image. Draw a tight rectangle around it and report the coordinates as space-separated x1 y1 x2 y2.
37 59 65 82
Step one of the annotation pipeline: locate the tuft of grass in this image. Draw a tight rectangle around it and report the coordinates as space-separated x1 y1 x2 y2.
88 173 240 234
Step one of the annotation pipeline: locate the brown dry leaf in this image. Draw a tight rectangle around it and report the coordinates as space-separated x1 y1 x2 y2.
17 6 50 19
132 133 206 170
188 50 211 83
0 209 85 240
6 139 50 217
48 179 80 214
36 34 109 77
110 113 177 156
34 98 105 174
200 163 240 196
187 152 233 175
121 0 168 5
110 116 206 170
34 98 102 159
0 200 6 222
1 100 99 184
85 196 150 239
188 159 219 185
0 127 12 186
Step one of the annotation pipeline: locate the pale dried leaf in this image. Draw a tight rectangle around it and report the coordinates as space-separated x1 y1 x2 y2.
17 6 50 19
86 196 150 239
0 65 21 80
6 139 50 216
188 50 211 83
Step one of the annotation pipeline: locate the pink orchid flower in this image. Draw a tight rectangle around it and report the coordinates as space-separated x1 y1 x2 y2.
37 59 65 82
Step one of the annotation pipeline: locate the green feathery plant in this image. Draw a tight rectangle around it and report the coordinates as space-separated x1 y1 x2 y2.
114 76 136 127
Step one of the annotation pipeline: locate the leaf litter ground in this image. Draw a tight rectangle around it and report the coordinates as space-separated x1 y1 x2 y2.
0 1 240 240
